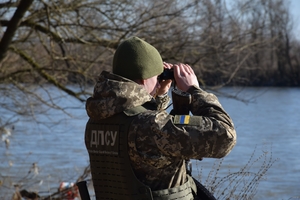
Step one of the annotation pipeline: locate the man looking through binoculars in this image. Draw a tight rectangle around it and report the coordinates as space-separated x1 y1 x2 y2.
84 36 236 200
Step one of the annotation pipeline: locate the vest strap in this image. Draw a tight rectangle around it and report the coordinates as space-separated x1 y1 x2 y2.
152 175 196 200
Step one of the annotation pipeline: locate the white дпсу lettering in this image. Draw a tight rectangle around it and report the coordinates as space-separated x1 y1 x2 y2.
90 130 117 147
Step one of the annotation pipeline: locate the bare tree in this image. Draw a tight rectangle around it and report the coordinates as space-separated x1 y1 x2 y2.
0 0 298 126
0 0 205 126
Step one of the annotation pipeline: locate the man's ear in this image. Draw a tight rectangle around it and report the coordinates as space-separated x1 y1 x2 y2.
135 79 146 85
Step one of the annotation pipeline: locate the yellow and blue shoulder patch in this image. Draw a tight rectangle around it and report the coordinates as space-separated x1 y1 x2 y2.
174 115 190 124
173 115 201 126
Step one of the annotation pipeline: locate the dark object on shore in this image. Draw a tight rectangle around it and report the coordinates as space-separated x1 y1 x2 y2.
20 189 40 199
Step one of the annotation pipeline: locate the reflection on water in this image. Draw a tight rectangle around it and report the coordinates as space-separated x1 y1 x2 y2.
0 87 300 200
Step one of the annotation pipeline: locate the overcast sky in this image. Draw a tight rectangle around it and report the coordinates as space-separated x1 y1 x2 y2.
290 0 300 39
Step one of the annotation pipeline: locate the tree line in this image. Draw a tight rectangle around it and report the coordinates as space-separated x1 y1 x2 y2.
1 0 299 89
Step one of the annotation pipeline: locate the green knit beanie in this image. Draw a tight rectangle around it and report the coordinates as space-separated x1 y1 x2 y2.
113 36 163 80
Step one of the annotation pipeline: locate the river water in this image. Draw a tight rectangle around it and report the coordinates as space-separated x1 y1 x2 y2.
0 87 299 200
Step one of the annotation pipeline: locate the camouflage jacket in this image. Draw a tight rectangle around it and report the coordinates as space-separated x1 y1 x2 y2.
86 71 236 191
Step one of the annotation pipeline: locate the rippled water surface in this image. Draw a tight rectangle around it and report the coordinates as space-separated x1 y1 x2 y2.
0 87 299 199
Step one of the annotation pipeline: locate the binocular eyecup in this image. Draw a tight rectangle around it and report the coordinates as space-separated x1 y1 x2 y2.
158 68 174 82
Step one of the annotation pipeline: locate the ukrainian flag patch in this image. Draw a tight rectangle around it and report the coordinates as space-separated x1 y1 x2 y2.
174 115 190 124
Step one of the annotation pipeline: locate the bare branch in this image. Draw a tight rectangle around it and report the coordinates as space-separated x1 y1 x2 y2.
9 46 86 102
0 0 34 61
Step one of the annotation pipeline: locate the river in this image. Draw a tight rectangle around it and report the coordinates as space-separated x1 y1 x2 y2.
0 87 299 200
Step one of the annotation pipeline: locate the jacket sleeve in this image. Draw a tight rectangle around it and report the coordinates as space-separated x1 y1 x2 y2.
153 86 236 160
155 93 171 111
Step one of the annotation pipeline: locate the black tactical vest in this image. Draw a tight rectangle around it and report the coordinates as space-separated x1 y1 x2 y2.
85 106 196 200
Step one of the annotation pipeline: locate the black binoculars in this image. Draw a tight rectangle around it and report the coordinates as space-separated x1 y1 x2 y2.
158 68 174 82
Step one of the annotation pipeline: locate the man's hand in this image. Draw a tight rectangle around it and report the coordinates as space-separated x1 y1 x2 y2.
173 63 199 92
156 62 173 96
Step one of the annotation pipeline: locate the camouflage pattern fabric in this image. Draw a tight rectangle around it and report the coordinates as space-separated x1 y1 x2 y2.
86 70 236 191
155 93 171 111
